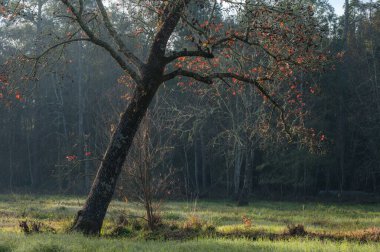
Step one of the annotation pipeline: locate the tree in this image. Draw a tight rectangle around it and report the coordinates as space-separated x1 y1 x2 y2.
3 0 328 234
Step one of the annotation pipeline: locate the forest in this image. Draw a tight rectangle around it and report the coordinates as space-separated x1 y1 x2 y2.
0 0 380 251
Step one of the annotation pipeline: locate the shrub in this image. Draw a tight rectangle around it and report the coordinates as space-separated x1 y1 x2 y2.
116 214 129 226
202 223 216 234
131 220 143 231
19 220 56 234
242 215 252 228
183 215 203 231
109 226 133 237
286 224 307 236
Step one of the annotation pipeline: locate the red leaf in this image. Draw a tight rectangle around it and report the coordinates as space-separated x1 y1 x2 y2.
66 155 77 161
320 134 326 141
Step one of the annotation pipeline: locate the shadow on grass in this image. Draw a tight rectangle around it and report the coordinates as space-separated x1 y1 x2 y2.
104 218 380 243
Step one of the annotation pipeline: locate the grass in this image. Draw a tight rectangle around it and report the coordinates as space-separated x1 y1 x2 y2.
0 194 380 251
1 233 380 252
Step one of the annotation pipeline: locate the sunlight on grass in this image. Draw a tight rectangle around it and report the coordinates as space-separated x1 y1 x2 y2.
1 194 380 251
1 195 380 233
0 233 379 252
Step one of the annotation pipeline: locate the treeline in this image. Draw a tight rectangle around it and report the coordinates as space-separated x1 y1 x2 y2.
0 0 379 202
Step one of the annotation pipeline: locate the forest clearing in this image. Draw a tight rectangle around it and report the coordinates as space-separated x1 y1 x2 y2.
1 0 379 251
1 194 380 251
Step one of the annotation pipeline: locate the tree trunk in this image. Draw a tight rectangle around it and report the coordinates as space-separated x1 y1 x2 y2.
63 0 185 235
233 145 243 199
343 0 350 50
27 131 34 188
29 0 44 190
194 137 200 195
338 96 345 193
76 42 91 193
8 116 14 192
183 145 190 199
200 129 207 191
71 84 158 234
238 149 254 206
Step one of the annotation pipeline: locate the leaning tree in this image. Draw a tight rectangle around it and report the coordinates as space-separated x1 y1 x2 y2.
1 0 329 234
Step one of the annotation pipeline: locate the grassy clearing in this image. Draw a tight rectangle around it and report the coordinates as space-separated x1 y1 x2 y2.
0 194 380 251
1 194 380 234
1 233 380 252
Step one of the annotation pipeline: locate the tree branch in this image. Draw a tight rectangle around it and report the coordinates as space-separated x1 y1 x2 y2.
78 0 84 17
163 69 213 84
163 69 292 136
164 70 273 99
147 0 191 63
95 0 144 71
23 38 91 77
164 50 214 63
211 34 278 60
60 0 142 84
24 38 91 60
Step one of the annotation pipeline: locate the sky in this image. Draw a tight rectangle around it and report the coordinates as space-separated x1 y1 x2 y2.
329 0 345 16
329 0 372 16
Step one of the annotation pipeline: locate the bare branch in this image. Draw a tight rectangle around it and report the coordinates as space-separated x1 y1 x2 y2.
24 38 91 60
78 0 83 16
60 0 142 84
164 50 214 63
24 38 90 77
163 69 292 136
163 69 213 84
95 0 144 71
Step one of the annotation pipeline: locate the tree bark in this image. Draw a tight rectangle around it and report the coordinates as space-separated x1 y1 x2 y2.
233 145 243 199
343 0 350 50
200 129 207 191
71 83 159 234
194 137 200 195
238 149 254 206
68 0 189 234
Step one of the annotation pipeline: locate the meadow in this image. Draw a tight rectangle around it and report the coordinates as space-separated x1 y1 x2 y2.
1 194 380 251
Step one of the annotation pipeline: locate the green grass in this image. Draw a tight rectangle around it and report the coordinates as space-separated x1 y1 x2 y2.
0 233 379 252
1 194 380 251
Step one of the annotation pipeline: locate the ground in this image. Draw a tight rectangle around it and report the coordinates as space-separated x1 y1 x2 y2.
0 194 380 251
